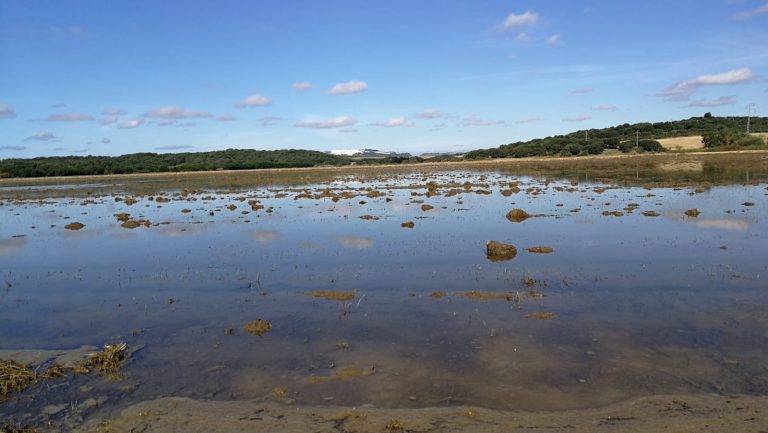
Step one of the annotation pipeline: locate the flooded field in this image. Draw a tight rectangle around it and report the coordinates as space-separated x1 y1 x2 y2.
1 153 767 432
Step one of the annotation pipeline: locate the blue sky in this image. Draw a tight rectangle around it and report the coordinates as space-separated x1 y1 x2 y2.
1 0 766 157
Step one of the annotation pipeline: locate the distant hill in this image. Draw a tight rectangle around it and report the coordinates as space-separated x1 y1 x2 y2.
329 148 412 158
0 149 350 178
464 115 768 160
2 116 766 178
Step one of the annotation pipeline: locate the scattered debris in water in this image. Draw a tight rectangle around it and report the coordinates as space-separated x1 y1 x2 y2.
242 319 273 336
525 312 555 320
0 359 37 397
684 209 701 217
308 290 356 301
641 211 660 217
0 422 40 433
64 222 85 230
401 221 415 228
75 343 129 380
527 246 554 254
486 240 517 261
505 209 531 223
305 365 376 385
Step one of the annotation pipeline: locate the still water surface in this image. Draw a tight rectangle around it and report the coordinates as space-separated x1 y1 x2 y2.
1 155 767 426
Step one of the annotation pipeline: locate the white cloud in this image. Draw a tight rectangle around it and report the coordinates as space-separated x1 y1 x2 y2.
415 109 444 119
0 103 16 119
295 116 356 129
0 145 27 151
370 117 414 127
24 131 57 142
101 108 126 116
339 128 358 133
258 116 281 126
562 115 591 122
154 119 177 127
47 112 93 122
328 80 368 95
68 26 84 36
217 114 237 121
733 2 768 20
292 81 312 91
118 118 143 129
461 115 505 127
592 104 620 112
546 34 562 45
235 93 272 108
516 117 546 123
145 106 212 119
72 148 90 154
52 102 67 108
99 116 118 126
514 32 531 43
571 87 594 94
101 138 110 144
658 68 754 100
501 10 539 31
686 96 736 107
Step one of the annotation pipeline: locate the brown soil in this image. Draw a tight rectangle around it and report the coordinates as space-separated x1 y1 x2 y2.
685 209 701 217
64 222 85 230
505 209 531 223
79 394 768 433
527 246 554 254
307 291 356 301
429 291 446 299
486 240 517 262
420 204 434 211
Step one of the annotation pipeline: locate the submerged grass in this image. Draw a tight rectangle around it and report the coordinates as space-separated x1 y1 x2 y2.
75 343 129 380
0 359 37 397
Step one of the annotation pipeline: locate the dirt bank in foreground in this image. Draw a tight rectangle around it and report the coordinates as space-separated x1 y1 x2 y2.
82 394 768 433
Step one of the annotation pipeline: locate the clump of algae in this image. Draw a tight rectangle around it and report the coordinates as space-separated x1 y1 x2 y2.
308 290 356 301
242 319 273 336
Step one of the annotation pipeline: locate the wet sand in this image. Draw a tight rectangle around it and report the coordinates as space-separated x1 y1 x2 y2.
82 394 768 433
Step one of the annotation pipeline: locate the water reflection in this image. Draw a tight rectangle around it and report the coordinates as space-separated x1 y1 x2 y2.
335 235 374 249
693 217 751 231
0 237 26 256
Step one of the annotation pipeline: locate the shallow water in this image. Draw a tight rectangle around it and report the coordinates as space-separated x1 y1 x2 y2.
1 154 767 428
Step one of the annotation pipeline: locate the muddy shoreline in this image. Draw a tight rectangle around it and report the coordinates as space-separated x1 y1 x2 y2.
80 394 768 433
1 150 766 186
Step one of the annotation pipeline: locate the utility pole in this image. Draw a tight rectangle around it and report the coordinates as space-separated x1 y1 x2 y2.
635 130 639 149
746 103 756 134
585 130 589 142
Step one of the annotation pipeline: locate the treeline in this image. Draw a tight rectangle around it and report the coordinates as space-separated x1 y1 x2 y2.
0 149 351 178
464 115 768 160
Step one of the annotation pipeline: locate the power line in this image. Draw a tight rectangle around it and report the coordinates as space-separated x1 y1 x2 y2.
746 103 756 134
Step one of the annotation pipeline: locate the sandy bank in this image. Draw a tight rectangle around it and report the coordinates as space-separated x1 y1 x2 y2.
82 394 768 433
